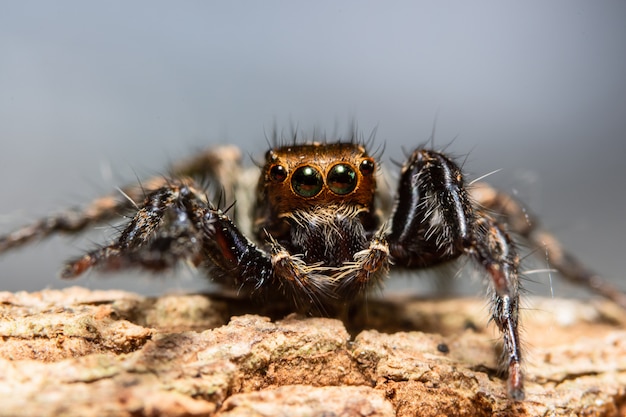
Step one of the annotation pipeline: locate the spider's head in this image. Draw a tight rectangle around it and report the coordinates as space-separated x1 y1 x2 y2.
257 142 377 220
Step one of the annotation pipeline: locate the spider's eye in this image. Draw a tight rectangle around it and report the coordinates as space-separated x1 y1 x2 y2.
269 165 287 182
327 163 357 195
291 165 323 197
359 158 375 176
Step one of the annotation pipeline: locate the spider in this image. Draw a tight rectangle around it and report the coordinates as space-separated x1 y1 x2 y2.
1 134 624 401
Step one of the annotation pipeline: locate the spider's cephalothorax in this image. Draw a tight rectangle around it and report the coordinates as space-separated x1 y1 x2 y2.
2 138 625 401
253 142 380 268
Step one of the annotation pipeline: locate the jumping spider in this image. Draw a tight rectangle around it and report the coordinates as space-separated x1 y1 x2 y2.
1 134 625 401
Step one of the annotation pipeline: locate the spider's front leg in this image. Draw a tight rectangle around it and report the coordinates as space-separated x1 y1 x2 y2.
62 178 336 313
387 149 524 400
61 178 212 277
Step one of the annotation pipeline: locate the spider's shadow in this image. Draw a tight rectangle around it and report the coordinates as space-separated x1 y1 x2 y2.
206 291 482 337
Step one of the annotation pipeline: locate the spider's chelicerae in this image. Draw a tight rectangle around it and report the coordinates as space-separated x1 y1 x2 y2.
1 134 625 401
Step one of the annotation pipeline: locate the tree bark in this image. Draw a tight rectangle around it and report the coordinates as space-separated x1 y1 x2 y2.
0 286 624 416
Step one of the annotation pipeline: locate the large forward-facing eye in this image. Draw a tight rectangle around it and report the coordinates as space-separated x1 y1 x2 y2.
291 165 323 197
327 163 357 195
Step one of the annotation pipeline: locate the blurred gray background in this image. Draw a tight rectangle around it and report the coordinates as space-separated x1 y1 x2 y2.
1 1 624 299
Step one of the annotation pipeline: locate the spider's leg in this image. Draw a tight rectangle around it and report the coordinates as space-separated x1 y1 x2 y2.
60 179 209 277
469 212 524 401
386 149 473 267
0 183 151 254
0 146 242 255
170 145 241 199
386 149 524 400
471 181 626 309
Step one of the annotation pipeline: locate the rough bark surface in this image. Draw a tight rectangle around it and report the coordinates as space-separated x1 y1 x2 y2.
0 286 625 417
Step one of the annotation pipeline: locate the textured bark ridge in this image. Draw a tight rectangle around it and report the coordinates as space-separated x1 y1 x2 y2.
0 286 625 417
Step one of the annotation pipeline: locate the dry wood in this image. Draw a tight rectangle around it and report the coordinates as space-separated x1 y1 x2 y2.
0 286 624 416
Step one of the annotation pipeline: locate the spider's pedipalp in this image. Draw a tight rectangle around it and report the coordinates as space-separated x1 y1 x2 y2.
267 238 336 314
334 229 390 297
199 208 337 314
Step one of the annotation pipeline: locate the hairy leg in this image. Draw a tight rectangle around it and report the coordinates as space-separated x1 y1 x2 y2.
0 145 242 254
468 213 524 400
61 178 209 277
387 148 524 399
471 181 626 309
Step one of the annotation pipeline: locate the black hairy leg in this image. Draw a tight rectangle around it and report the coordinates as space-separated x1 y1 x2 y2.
471 214 523 400
0 145 241 255
387 148 524 399
0 181 147 254
471 182 626 310
60 178 211 278
57 178 333 312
